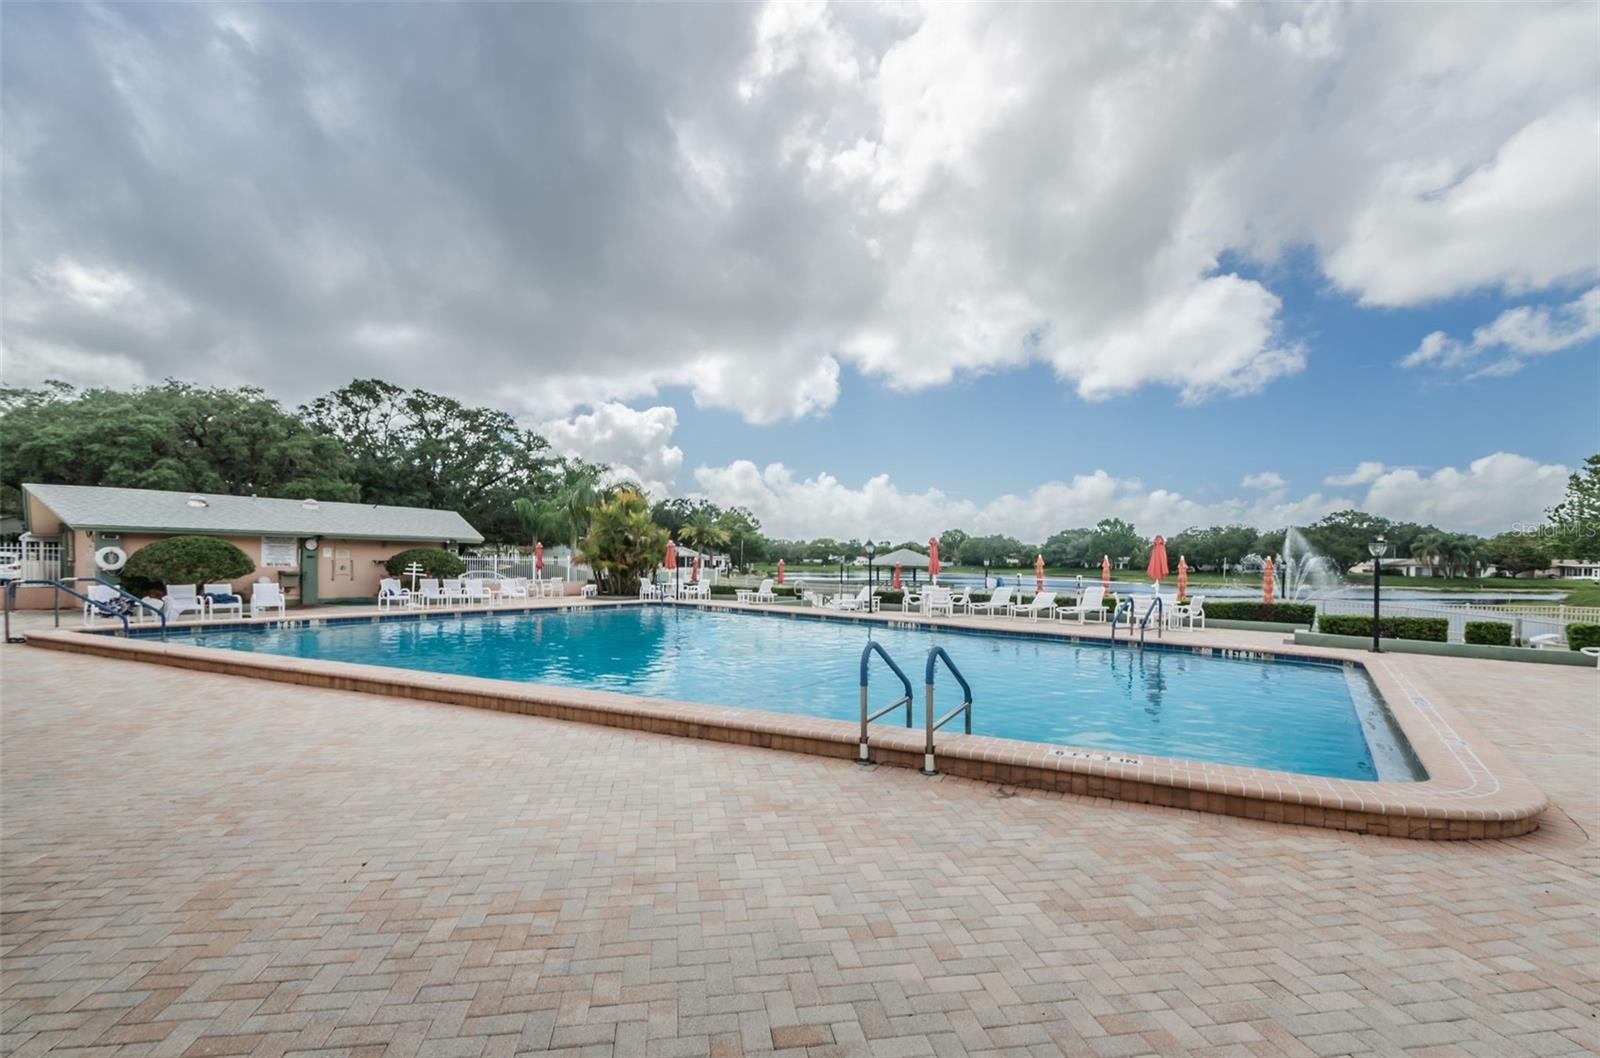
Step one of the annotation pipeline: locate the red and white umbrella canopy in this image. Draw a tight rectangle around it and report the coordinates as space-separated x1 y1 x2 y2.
691 554 702 581
928 537 941 579
1035 554 1045 592
1177 555 1189 598
665 539 677 572
893 563 903 590
1101 555 1112 592
534 541 544 572
1262 556 1275 605
776 558 785 584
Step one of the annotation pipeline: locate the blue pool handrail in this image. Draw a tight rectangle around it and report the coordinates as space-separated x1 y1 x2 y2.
858 640 914 763
1109 597 1134 645
1138 595 1164 645
921 646 973 775
3 576 166 643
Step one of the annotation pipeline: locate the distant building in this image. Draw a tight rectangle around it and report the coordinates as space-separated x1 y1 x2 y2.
1349 557 1501 579
19 483 482 606
1548 558 1600 579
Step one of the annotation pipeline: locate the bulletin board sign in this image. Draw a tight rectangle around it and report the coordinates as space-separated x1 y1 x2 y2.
261 536 299 569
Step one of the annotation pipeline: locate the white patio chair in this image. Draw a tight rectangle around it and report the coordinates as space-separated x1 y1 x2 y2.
250 583 286 618
1009 590 1056 620
737 578 774 604
968 586 1014 617
83 584 119 625
377 578 411 610
639 581 660 600
1055 586 1106 624
1172 594 1206 629
441 578 467 603
163 584 205 621
543 578 566 598
204 582 244 619
947 587 972 615
499 578 529 603
462 579 490 606
924 587 954 616
418 579 449 608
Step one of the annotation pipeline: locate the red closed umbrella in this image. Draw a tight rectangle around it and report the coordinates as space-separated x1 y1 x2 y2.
892 563 902 590
928 537 940 581
1177 555 1189 599
1146 535 1169 587
1262 556 1275 605
1101 554 1111 593
534 541 544 574
1035 553 1045 593
776 558 785 584
665 539 677 589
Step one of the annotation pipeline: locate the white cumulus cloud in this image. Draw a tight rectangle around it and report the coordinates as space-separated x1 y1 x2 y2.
1323 462 1388 487
1242 472 1285 490
1403 286 1600 377
539 403 684 498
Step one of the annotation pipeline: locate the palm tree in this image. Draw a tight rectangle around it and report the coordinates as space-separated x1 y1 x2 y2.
678 510 731 570
511 462 606 577
578 489 668 595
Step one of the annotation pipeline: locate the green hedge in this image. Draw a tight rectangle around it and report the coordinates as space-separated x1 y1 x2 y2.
1204 601 1317 625
121 535 255 596
1566 622 1600 652
709 583 739 596
1317 614 1449 641
874 589 905 604
384 548 466 580
1464 620 1513 646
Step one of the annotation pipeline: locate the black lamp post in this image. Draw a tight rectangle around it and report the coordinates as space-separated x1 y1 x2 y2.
1368 534 1388 653
865 543 876 591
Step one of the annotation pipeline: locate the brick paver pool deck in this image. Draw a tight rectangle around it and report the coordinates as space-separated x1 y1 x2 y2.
2 616 1596 1057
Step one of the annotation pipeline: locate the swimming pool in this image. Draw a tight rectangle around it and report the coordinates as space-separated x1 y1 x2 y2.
189 605 1421 782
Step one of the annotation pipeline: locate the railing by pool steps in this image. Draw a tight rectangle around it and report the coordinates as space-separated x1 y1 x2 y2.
4 576 166 643
858 640 914 764
922 647 973 776
1138 596 1164 646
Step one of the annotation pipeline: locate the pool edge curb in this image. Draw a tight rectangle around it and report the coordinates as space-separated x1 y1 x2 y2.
23 621 1548 841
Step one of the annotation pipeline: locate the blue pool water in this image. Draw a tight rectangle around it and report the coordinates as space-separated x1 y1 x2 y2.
191 606 1421 782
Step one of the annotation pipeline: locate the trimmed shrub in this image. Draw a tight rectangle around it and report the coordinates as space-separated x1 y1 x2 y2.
1566 622 1600 652
1316 614 1449 641
874 589 905 604
1464 620 1513 646
1204 601 1317 625
969 592 992 603
121 535 255 596
709 583 739 596
773 585 799 597
384 548 466 580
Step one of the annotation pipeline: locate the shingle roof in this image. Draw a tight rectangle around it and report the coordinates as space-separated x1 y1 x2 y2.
23 483 483 543
875 547 930 567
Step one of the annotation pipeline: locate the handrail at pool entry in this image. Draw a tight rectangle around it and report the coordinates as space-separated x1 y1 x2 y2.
1139 595 1164 645
858 640 914 763
4 576 166 643
922 646 973 775
1109 597 1134 645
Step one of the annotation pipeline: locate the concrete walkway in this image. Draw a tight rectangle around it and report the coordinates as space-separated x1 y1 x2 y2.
1 638 1595 1057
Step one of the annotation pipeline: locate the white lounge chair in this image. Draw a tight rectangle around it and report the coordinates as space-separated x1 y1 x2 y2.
418 579 450 607
737 579 775 604
462 579 490 606
639 581 661 600
1055 586 1106 623
377 578 411 610
827 586 876 612
204 582 244 619
498 578 528 603
948 587 973 615
1009 590 1056 620
968 586 1014 617
924 586 954 616
441 578 467 603
250 583 286 618
163 584 205 621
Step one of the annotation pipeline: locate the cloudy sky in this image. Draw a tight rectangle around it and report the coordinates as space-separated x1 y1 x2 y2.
3 2 1596 540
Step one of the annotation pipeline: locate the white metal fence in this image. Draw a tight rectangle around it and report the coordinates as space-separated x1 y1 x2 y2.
9 539 63 581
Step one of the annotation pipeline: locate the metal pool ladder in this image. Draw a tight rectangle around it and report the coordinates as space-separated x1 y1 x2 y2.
1109 596 1162 647
922 646 973 776
858 640 913 764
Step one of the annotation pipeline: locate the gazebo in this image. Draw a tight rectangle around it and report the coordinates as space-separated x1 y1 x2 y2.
873 547 931 586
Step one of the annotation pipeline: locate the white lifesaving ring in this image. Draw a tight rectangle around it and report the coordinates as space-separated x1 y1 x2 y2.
94 545 128 571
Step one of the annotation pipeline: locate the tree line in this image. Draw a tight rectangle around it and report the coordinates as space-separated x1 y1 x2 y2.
3 379 1593 579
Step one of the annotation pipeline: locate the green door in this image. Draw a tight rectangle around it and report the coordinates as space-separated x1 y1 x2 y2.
299 540 319 604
